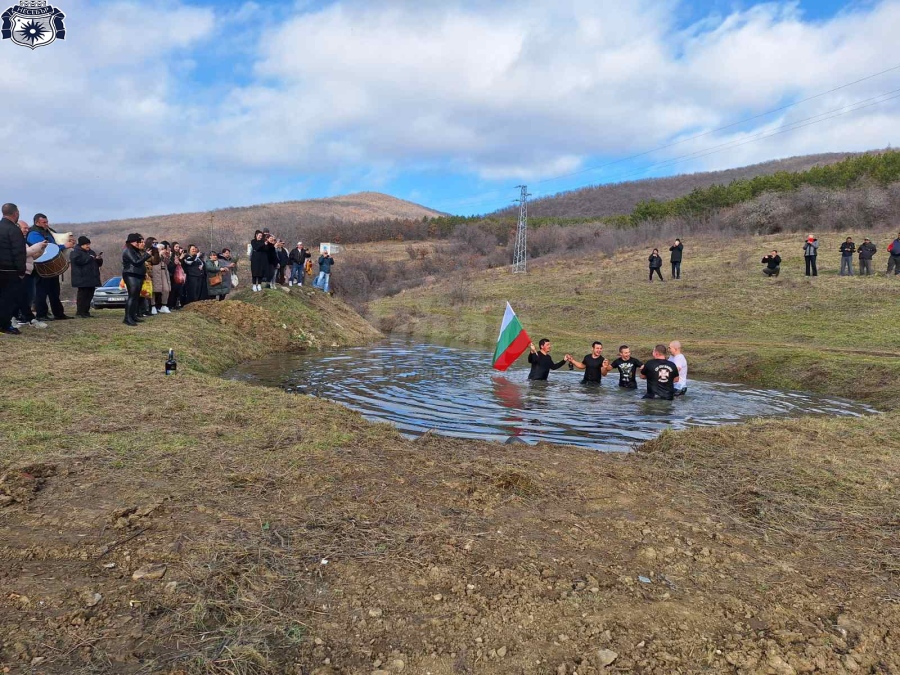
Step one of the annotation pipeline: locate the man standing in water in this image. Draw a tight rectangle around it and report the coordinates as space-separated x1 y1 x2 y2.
667 340 688 397
527 339 568 381
566 341 611 384
640 345 680 400
610 345 643 389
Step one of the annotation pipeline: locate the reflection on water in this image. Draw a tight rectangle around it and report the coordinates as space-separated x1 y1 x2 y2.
225 339 876 451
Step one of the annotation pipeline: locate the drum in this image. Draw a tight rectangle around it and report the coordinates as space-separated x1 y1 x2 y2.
34 243 70 278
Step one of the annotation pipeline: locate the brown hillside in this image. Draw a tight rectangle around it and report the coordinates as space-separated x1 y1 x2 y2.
63 191 443 242
497 151 882 219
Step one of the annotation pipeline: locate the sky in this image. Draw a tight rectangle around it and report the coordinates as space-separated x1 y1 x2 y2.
1 0 898 222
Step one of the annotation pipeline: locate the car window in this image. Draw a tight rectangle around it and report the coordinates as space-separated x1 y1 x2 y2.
103 277 122 287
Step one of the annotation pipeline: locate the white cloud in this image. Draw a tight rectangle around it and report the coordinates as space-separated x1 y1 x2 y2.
1 0 899 221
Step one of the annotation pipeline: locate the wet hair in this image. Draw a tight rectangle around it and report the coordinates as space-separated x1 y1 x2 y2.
654 344 667 356
538 338 550 348
1 203 17 217
592 341 602 348
618 345 629 352
33 212 47 224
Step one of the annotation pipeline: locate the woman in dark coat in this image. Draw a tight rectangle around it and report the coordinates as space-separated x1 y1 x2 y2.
648 248 663 282
121 233 151 326
70 235 103 318
249 230 267 291
265 235 278 288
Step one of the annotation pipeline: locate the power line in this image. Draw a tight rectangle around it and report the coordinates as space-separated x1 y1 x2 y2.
427 63 900 211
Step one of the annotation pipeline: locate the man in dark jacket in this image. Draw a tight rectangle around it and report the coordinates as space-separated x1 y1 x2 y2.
762 250 781 277
70 236 103 318
275 240 290 285
289 241 310 286
27 213 74 320
669 239 683 279
839 237 856 276
857 238 877 276
0 203 26 335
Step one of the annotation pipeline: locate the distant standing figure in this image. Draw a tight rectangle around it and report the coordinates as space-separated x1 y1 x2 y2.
527 338 567 381
889 232 900 276
648 248 663 282
69 236 103 318
762 250 781 277
839 237 856 276
639 344 680 400
669 239 683 279
667 340 688 397
316 251 335 292
857 238 877 276
803 234 818 277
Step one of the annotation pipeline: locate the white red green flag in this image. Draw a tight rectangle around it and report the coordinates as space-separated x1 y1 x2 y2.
492 302 531 371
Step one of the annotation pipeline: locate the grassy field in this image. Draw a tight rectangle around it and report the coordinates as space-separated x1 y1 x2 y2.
2 273 900 673
371 229 900 409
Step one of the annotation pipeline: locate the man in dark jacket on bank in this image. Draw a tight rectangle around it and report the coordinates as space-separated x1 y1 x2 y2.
839 237 856 276
182 244 205 304
669 238 683 279
762 250 781 277
70 236 103 318
0 203 26 335
857 238 877 276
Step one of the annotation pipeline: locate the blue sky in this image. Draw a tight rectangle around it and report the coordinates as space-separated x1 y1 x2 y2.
0 0 897 221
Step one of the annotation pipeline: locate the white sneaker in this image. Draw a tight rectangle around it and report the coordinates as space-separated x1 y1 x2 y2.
151 307 158 316
159 306 171 314
30 319 47 329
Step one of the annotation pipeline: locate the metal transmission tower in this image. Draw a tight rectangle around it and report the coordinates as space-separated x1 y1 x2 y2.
512 185 530 273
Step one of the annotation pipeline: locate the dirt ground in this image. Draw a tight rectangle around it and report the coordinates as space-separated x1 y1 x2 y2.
2 292 899 674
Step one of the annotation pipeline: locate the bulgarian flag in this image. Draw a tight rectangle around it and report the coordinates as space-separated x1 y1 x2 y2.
492 302 531 371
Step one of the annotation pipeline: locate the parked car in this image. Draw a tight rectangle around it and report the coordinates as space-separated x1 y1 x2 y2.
91 277 127 309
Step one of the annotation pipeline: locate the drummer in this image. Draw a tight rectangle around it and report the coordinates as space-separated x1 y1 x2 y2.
13 220 48 329
26 213 74 322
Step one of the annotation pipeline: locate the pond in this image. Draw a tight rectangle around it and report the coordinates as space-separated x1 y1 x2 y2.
225 339 876 451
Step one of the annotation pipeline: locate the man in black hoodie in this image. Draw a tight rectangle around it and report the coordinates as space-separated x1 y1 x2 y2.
0 203 26 335
70 236 103 318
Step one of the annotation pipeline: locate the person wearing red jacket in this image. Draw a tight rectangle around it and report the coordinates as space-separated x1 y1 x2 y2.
888 233 900 275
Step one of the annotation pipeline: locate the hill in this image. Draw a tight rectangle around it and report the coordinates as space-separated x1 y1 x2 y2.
494 151 874 220
64 191 443 245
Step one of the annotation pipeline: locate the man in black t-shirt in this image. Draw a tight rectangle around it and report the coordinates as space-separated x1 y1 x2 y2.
640 344 680 400
610 345 643 389
527 338 568 380
566 341 611 384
